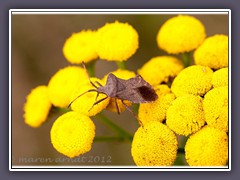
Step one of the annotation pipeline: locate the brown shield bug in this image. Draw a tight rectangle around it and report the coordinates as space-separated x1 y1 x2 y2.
68 62 158 125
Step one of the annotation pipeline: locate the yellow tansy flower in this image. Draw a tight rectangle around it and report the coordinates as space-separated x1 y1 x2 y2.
185 126 228 166
50 111 95 158
106 98 132 114
138 85 175 125
131 121 178 166
102 69 136 113
138 56 184 86
102 69 136 83
171 65 213 97
157 15 206 54
70 78 110 116
194 34 228 69
212 68 228 88
203 86 228 132
96 21 139 61
23 85 52 128
166 94 205 136
48 66 88 108
63 30 98 64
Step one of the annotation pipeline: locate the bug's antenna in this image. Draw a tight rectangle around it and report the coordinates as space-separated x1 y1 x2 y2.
67 89 97 108
82 61 99 89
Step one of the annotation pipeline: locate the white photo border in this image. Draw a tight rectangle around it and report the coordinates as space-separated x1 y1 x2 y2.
9 9 231 171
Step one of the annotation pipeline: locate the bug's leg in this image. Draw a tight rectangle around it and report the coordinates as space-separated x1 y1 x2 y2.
115 98 120 114
95 92 100 101
95 81 103 87
136 74 143 79
88 95 108 112
90 81 99 89
82 61 99 89
121 100 143 127
68 89 97 108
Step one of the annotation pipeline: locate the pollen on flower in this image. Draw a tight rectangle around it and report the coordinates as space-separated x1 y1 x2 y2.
63 30 98 64
102 69 136 113
203 86 228 132
166 94 205 136
171 65 213 97
138 85 175 126
212 68 228 88
157 15 206 54
138 56 184 86
47 66 88 108
185 126 228 166
96 21 139 61
23 85 52 128
70 77 110 116
50 111 95 158
194 34 228 69
131 121 178 166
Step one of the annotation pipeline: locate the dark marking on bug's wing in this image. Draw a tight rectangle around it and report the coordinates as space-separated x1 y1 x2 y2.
136 86 158 102
124 74 158 102
112 74 158 103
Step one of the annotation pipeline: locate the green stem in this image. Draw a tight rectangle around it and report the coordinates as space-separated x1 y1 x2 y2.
174 147 186 165
116 61 127 70
86 60 96 77
177 147 185 154
96 113 133 142
50 106 71 114
132 104 139 115
94 136 125 142
181 52 191 67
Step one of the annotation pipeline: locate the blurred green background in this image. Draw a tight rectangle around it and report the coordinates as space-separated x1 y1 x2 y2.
11 13 228 166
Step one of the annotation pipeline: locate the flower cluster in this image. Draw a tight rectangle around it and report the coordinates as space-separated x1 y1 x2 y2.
23 15 228 167
133 15 228 166
63 21 138 63
23 21 140 159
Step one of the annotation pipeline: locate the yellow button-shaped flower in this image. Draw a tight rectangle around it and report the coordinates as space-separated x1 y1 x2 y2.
203 86 228 132
166 94 205 136
138 56 184 86
23 85 52 128
102 69 136 83
194 34 228 69
48 66 88 108
96 21 139 61
131 121 178 166
138 85 175 125
212 68 228 88
185 126 228 166
171 65 213 97
63 30 98 64
50 111 95 158
70 78 110 116
157 15 206 54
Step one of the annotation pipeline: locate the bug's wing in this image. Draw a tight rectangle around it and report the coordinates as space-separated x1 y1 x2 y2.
116 86 158 103
116 75 158 103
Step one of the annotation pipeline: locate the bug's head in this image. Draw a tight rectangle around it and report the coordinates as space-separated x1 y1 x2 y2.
67 62 108 109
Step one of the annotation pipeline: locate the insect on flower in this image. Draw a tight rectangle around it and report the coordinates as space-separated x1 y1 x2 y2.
68 62 158 125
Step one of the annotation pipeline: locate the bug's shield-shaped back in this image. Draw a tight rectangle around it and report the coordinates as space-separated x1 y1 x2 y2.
115 75 158 103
